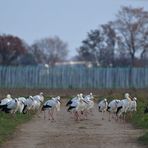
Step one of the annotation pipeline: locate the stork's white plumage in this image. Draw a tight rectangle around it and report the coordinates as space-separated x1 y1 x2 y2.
84 93 94 113
42 96 61 120
128 97 137 112
17 97 26 103
98 98 108 120
66 94 79 107
84 93 94 102
33 92 44 103
116 93 132 116
116 93 132 123
17 97 27 113
67 94 80 113
0 98 19 114
67 93 88 121
43 96 60 109
0 94 13 106
76 93 88 112
22 96 34 114
107 99 121 121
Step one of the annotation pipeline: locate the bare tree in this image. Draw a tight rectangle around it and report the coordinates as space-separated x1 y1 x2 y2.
77 23 116 66
99 23 116 66
31 36 69 66
78 29 102 63
0 34 27 65
114 6 148 66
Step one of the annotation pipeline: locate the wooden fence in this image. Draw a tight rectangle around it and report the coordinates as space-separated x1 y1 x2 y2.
0 66 148 89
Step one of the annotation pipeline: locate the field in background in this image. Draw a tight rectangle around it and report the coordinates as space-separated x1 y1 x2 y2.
0 88 148 98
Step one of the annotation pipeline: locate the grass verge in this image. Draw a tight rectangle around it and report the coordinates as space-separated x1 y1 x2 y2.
130 99 148 145
0 112 34 145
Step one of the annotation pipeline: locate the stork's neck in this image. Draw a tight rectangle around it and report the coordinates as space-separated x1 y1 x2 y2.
127 96 131 102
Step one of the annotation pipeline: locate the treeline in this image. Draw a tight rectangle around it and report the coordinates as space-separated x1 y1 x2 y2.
0 6 148 67
0 35 69 66
76 6 148 67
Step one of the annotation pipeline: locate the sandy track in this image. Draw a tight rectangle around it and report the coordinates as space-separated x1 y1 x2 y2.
1 102 146 148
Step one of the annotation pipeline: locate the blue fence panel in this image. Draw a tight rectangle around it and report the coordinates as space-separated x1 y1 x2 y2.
0 66 148 89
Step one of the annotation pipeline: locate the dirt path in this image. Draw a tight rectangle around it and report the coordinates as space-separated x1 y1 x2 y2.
1 102 145 148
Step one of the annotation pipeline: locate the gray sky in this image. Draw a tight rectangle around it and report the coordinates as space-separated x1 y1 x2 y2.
0 0 148 57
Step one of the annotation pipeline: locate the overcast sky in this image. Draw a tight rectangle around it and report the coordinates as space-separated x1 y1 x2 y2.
0 0 148 57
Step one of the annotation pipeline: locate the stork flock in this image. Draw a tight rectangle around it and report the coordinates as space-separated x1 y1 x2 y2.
66 92 137 122
0 92 137 122
0 92 44 115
